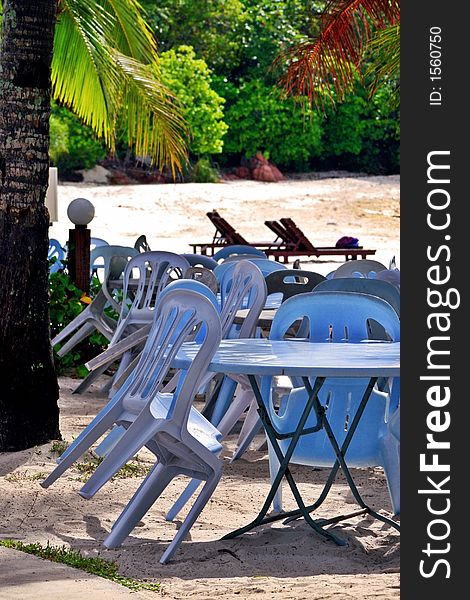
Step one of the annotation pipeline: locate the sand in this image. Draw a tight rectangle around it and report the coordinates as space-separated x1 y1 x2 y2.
0 172 400 598
49 171 400 276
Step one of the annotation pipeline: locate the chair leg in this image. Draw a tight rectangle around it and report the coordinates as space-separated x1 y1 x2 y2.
207 377 238 425
267 438 283 512
56 321 95 357
216 387 253 437
230 399 263 461
79 407 157 499
104 463 176 549
41 399 124 488
380 433 400 515
73 362 112 395
159 472 221 564
51 310 91 347
165 478 201 522
94 424 127 458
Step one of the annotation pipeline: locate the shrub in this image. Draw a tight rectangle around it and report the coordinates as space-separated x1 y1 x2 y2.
189 157 221 182
159 46 228 156
221 79 322 170
318 83 400 174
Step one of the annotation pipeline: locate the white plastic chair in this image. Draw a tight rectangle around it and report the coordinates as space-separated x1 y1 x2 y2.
51 246 138 357
332 259 387 279
184 266 218 294
164 260 267 522
44 288 223 564
73 251 191 394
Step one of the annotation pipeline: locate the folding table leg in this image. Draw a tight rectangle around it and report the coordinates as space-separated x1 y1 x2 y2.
282 376 400 532
222 375 346 546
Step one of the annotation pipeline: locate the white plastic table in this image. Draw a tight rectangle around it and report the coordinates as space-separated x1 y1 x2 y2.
174 338 400 544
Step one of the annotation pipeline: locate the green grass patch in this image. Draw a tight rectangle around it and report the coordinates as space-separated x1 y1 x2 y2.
48 441 150 481
50 439 70 456
0 539 160 592
74 451 150 482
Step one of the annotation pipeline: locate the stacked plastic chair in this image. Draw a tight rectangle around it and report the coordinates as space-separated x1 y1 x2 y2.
73 251 191 394
42 284 224 563
51 245 138 357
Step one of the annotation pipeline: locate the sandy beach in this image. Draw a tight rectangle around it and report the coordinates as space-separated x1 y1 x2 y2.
49 171 400 276
1 173 400 598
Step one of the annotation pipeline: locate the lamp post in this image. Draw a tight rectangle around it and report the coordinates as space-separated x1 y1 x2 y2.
67 197 95 294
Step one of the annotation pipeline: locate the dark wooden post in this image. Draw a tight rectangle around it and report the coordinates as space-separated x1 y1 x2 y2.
68 225 91 294
66 197 95 295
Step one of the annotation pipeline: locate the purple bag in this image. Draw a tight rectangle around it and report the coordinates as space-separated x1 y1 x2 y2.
335 236 360 248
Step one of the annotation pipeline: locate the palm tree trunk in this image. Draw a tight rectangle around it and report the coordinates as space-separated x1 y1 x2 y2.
0 0 60 450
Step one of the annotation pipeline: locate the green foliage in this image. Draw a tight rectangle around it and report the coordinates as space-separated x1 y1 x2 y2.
50 440 70 456
49 269 84 338
238 0 308 81
222 79 322 170
159 46 228 156
0 540 160 592
45 1 399 175
49 104 107 172
319 82 400 174
141 0 246 73
189 157 221 183
74 450 150 482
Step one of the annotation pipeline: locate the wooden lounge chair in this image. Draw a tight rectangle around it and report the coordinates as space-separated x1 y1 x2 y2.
263 218 376 262
190 210 285 256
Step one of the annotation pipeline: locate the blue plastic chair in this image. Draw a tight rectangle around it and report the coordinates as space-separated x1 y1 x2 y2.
43 288 223 564
214 257 286 286
48 238 65 273
213 244 267 262
314 277 400 317
181 253 218 270
261 290 400 515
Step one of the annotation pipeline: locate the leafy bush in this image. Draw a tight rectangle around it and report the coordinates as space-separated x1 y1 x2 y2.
318 82 400 174
159 46 228 156
49 104 107 173
189 157 221 182
221 78 322 170
140 0 246 74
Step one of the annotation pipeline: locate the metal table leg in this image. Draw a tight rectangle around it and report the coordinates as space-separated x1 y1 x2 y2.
222 375 346 545
282 376 400 531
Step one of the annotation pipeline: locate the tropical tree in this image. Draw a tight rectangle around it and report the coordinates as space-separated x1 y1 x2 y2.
0 0 61 451
0 0 186 451
278 0 400 107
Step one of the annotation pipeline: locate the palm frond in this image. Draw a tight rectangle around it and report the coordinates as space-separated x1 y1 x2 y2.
278 0 400 107
113 52 188 173
54 0 187 169
53 0 120 145
366 23 400 103
100 0 157 62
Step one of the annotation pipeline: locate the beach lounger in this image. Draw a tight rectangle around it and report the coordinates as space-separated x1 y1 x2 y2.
189 210 285 256
263 218 377 262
